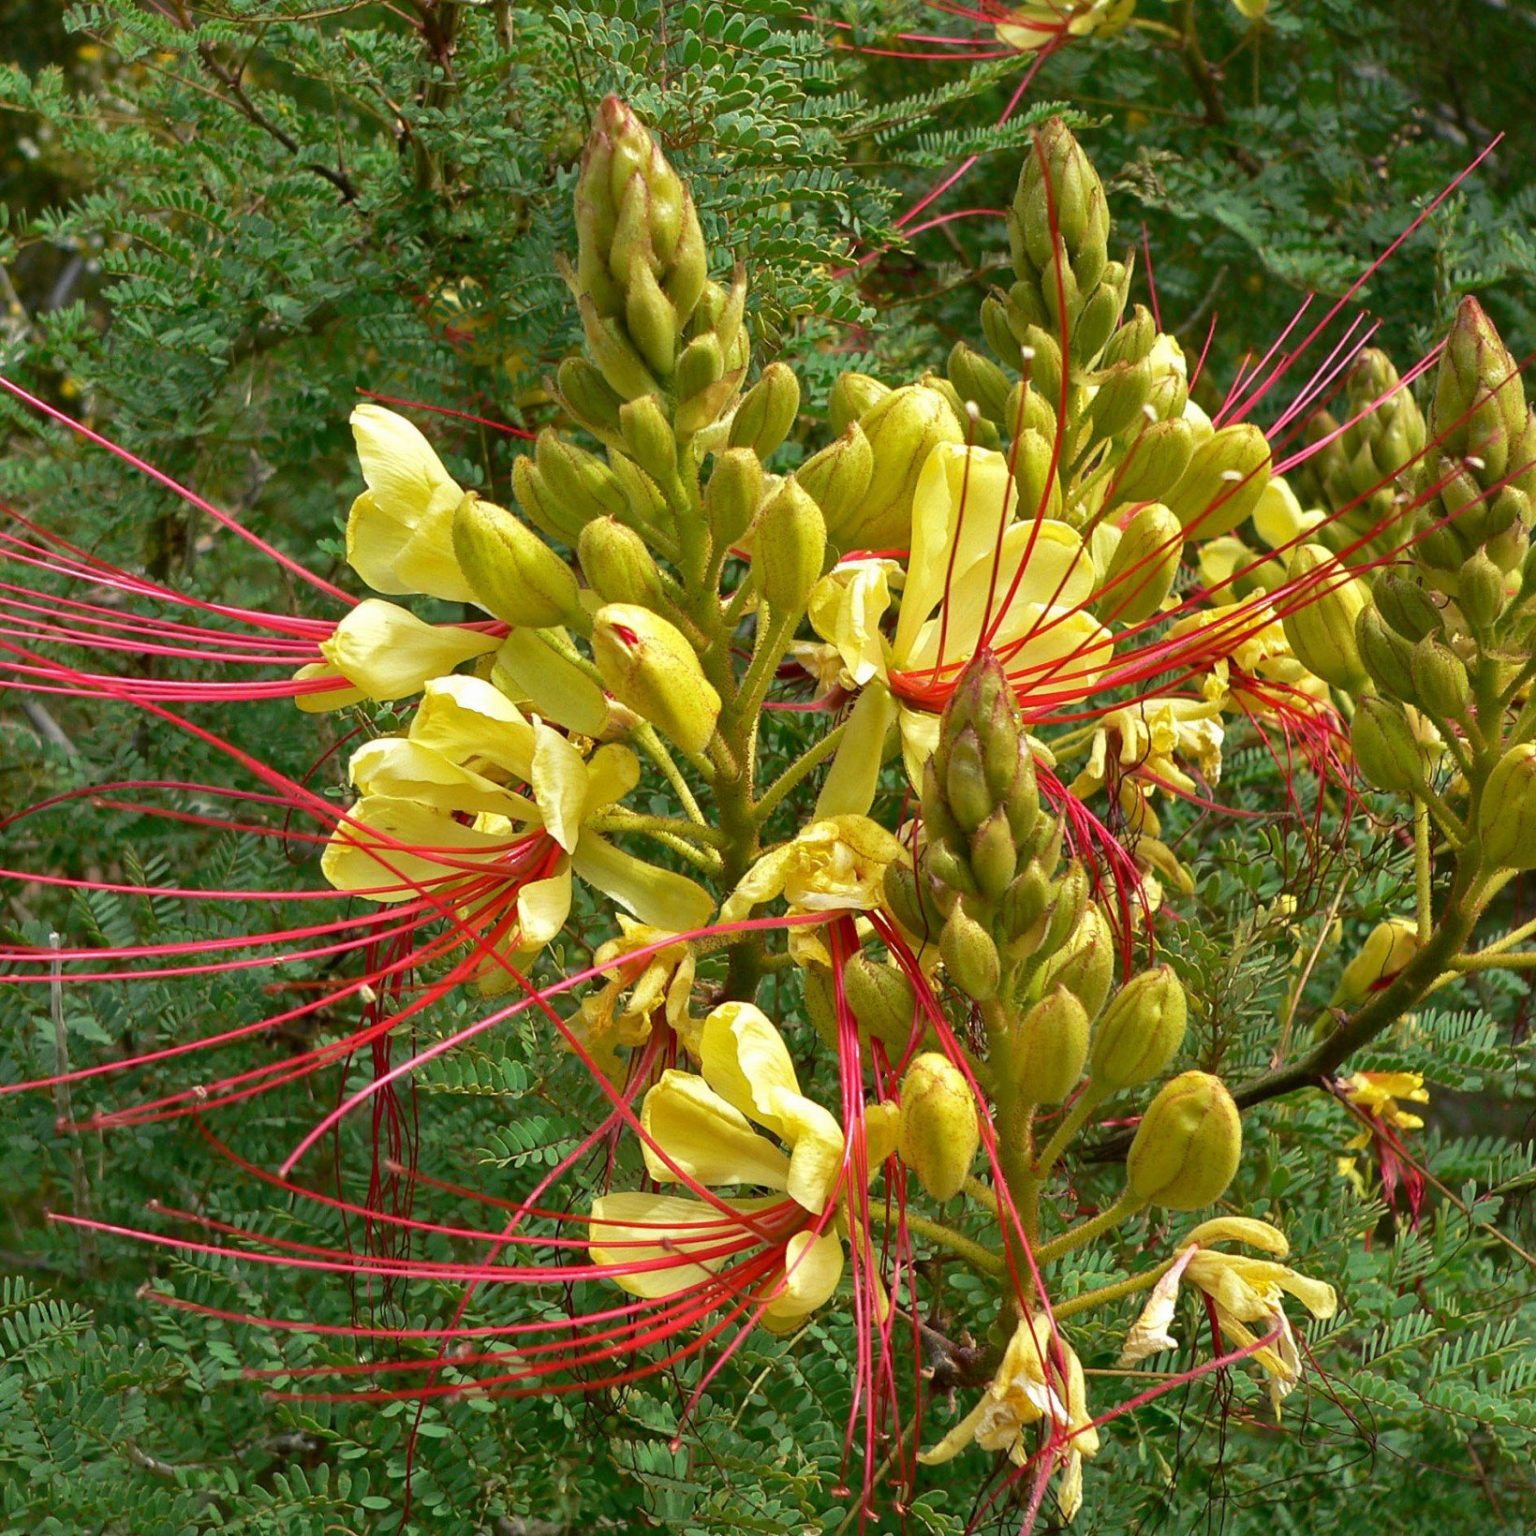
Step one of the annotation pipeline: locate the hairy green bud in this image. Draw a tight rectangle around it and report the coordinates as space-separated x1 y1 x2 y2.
1090 965 1187 1091
1127 1071 1242 1211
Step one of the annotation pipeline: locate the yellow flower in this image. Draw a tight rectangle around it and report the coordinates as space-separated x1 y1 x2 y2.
1340 1071 1428 1136
345 404 476 603
723 815 903 924
809 443 1111 788
1119 1217 1338 1410
589 1002 899 1333
571 917 699 1076
1166 599 1332 717
920 1313 1100 1521
1068 696 1224 801
297 598 500 709
321 674 713 961
996 0 1135 53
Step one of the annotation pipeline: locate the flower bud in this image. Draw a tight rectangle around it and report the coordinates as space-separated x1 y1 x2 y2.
944 727 997 835
898 1052 980 1201
829 371 891 436
512 456 587 546
1409 636 1470 723
727 362 800 459
755 480 827 617
796 423 875 529
1458 550 1507 630
1108 417 1197 509
452 494 585 629
1166 423 1272 540
704 447 765 549
948 341 1011 424
578 517 666 608
999 863 1051 947
1355 606 1419 703
555 356 625 440
532 428 631 530
674 330 726 405
1479 743 1536 871
619 395 678 484
968 808 1019 902
1350 696 1424 796
1331 916 1421 1007
940 903 1001 1002
1089 964 1187 1091
1011 118 1109 298
1374 573 1443 642
830 385 965 550
1040 905 1115 1021
884 862 942 940
1011 427 1064 523
1432 296 1526 479
844 955 918 1052
579 297 662 401
1075 262 1130 364
1014 986 1090 1106
1098 502 1182 624
1041 863 1091 959
1280 544 1369 693
591 602 722 755
1088 359 1153 443
1126 1071 1242 1211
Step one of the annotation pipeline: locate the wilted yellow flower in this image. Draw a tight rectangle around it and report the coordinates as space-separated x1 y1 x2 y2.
571 917 699 1074
589 1002 899 1332
722 815 904 924
1166 599 1332 716
1069 696 1224 801
1119 1217 1337 1410
920 1313 1100 1521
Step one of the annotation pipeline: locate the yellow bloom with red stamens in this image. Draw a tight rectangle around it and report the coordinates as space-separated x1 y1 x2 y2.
997 0 1134 53
920 1313 1100 1521
571 917 699 1075
1119 1217 1337 1410
1336 1070 1430 1195
1068 696 1224 801
722 815 904 924
589 1002 898 1332
321 674 713 961
1165 599 1332 717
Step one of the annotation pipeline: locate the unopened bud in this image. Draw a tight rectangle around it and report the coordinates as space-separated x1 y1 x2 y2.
999 863 1051 946
1014 987 1090 1106
1074 262 1130 363
844 955 918 1052
1126 1071 1242 1211
452 495 584 629
1040 905 1115 1021
1167 423 1272 540
1355 606 1419 703
1374 573 1443 642
534 429 630 528
578 517 665 608
704 448 765 549
1099 502 1182 624
1108 417 1196 508
969 808 1019 902
1089 359 1153 443
579 298 662 401
829 371 891 437
512 456 586 546
1479 744 1536 871
1432 296 1526 480
1011 118 1109 296
556 356 624 440
948 342 1011 424
1102 305 1157 368
884 862 942 939
619 395 677 484
1331 916 1421 1007
591 603 722 755
1041 863 1091 959
940 903 1001 1002
1458 551 1507 630
1410 636 1470 723
729 362 800 458
1350 696 1424 796
1281 544 1369 693
1089 964 1187 1091
796 423 875 529
898 1053 980 1201
945 727 997 834
755 480 826 616
834 385 965 549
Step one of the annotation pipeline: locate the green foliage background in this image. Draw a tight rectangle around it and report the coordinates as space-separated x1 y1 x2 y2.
1 1 1535 1531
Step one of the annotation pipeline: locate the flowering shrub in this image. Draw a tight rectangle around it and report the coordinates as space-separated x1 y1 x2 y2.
4 67 1536 1536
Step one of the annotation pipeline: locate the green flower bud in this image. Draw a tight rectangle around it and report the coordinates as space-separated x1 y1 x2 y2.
1355 605 1419 703
844 955 918 1053
1330 917 1421 1007
1004 740 1041 843
796 423 875 529
884 862 940 940
1041 863 1090 960
1350 696 1424 795
1088 359 1153 444
591 602 722 755
941 903 1001 1002
1098 502 1182 624
1014 986 1090 1106
578 518 665 609
608 452 670 533
1479 744 1536 871
945 727 997 835
1074 261 1130 364
674 330 725 403
1107 417 1197 508
534 429 630 530
1374 573 1443 642
452 494 584 629
1126 1071 1242 1211
1002 379 1060 442
999 864 1051 947
1011 118 1110 298
833 385 965 550
1102 305 1157 368
1012 427 1064 524
829 371 891 437
623 256 678 377
948 342 1012 424
1166 424 1273 540
1089 964 1188 1091
1458 550 1507 630
619 395 678 484
512 455 587 546
1016 324 1064 408
926 843 976 906
555 356 624 440
704 448 765 549
755 480 827 617
1281 544 1370 692
897 1052 980 1201
969 808 1019 902
1432 296 1526 480
728 362 801 459
1040 905 1116 1021
1410 636 1471 723
579 297 662 402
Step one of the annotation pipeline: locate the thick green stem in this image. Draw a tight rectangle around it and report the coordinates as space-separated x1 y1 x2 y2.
1033 1188 1146 1266
1052 1260 1175 1323
754 721 849 827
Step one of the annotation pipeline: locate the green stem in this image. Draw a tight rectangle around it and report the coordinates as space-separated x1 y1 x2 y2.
1052 1260 1175 1323
889 1211 1005 1278
1031 1085 1107 1182
754 722 849 827
1414 799 1434 944
634 724 709 819
1033 1189 1146 1266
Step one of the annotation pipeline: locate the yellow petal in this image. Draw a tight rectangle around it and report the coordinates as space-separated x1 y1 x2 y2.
864 1102 901 1173
530 721 588 854
1117 1248 1195 1367
291 661 366 713
583 742 641 814
572 836 715 934
493 628 611 739
816 682 899 818
1184 1216 1289 1256
760 1228 844 1332
348 738 534 820
320 599 499 702
916 1398 991 1465
808 562 893 688
410 674 535 778
698 1001 803 1133
897 705 942 789
320 795 511 901
515 868 573 948
640 1070 792 1191
588 1191 745 1299
772 1088 847 1215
